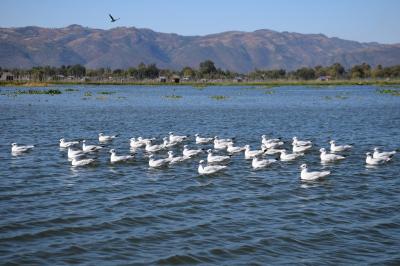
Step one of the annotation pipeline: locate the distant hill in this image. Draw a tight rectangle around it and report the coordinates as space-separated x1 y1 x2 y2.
1 24 400 72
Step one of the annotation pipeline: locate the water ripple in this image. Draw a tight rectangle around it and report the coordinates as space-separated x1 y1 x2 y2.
0 85 399 264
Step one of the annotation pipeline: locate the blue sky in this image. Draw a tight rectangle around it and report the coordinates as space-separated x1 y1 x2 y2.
1 0 400 43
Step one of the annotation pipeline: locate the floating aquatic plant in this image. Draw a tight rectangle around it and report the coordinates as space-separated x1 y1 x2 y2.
335 95 348 99
377 88 400 96
15 89 62 95
97 91 116 95
210 95 228 100
65 88 79 92
164 95 182 99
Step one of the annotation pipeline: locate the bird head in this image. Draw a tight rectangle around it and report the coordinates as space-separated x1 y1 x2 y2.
300 164 307 169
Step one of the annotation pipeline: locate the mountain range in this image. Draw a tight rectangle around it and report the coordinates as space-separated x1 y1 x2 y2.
1 24 400 72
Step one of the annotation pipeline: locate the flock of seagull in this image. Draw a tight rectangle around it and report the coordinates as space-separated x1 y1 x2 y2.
10 132 397 181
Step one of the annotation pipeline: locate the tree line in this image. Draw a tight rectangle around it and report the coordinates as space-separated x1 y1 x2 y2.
1 61 400 81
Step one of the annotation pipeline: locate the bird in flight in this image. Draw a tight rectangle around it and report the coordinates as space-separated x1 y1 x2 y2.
109 14 120 23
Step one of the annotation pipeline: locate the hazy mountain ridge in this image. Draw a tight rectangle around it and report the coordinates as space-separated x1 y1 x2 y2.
1 25 399 72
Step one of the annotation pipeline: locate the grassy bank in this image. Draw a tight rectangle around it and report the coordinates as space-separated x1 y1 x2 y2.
1 79 400 87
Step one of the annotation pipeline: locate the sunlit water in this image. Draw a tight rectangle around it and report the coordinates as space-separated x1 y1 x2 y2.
0 85 399 265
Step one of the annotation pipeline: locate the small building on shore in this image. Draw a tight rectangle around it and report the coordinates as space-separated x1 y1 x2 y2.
172 75 180 83
159 76 167 83
318 75 331 81
1 72 14 81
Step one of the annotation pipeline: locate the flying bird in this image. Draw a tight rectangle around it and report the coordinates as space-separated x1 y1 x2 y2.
109 14 120 23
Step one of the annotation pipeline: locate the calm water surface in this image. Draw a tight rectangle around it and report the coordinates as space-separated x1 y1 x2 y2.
0 85 399 265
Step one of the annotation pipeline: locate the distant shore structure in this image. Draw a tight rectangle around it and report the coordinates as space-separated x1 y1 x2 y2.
0 72 14 81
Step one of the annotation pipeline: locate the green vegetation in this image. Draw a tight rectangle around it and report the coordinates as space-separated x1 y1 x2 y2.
15 89 62 95
1 61 400 87
210 95 228 100
2 79 400 88
84 92 92 96
164 95 183 99
377 88 400 96
97 91 116 95
335 95 348 99
192 84 208 88
65 88 79 92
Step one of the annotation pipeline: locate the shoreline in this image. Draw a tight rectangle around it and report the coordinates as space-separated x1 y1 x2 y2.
1 79 400 87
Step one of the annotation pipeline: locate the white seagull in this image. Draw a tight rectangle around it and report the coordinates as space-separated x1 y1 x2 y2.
373 147 396 159
293 144 312 153
214 139 229 150
366 152 391 165
82 140 102 152
148 154 170 168
11 143 34 154
252 157 277 169
59 138 79 148
145 140 165 153
98 133 118 142
292 137 312 147
198 160 227 175
169 132 188 143
195 134 214 144
109 149 134 163
261 135 282 145
71 157 96 167
329 140 352 153
262 145 285 155
214 136 234 144
244 145 264 159
130 137 146 148
167 151 190 164
279 150 304 161
67 147 85 159
162 137 180 148
183 145 203 157
319 148 345 163
226 143 245 153
261 135 284 149
207 149 231 164
300 164 330 181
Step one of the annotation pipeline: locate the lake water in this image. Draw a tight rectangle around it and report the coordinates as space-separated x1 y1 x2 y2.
0 85 399 265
